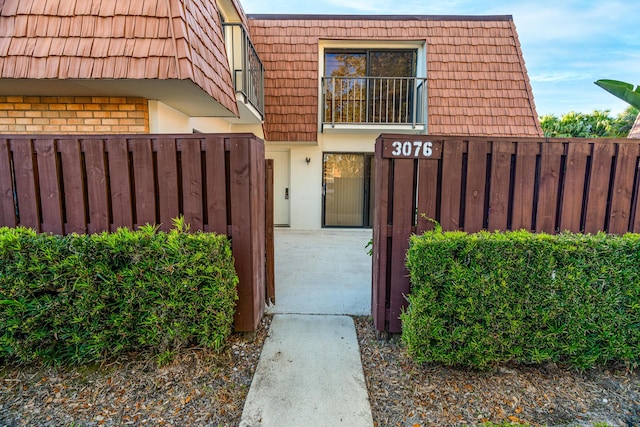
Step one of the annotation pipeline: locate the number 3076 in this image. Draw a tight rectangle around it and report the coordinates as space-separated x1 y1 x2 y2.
391 141 433 157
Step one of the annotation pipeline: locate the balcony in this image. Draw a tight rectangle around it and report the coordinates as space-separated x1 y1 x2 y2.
223 23 265 122
321 76 427 132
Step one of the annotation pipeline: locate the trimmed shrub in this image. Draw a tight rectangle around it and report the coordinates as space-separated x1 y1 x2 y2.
402 230 640 369
0 223 238 365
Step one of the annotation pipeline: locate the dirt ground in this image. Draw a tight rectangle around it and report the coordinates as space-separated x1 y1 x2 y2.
354 317 640 427
1 315 638 427
0 317 270 427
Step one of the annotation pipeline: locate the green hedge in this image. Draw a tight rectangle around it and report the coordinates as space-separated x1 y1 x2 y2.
402 230 640 369
0 223 238 365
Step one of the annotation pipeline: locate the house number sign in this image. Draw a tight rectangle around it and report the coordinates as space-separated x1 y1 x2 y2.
382 140 441 159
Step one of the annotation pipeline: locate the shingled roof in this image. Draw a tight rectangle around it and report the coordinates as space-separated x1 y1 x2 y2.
248 15 543 142
0 0 239 116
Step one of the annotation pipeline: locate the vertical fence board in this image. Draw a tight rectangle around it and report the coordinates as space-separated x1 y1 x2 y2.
559 142 590 232
229 137 253 331
416 159 438 234
609 144 638 234
11 139 39 230
372 139 390 333
181 138 204 231
131 139 156 228
34 139 64 235
389 158 415 333
584 143 615 234
536 142 564 233
204 136 228 234
511 142 538 230
156 138 179 231
488 140 512 231
106 138 133 230
0 139 17 227
265 159 275 304
59 140 86 234
250 141 266 328
83 139 109 233
464 139 488 233
440 139 463 230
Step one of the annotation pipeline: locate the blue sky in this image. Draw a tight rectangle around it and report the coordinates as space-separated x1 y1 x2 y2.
241 0 640 118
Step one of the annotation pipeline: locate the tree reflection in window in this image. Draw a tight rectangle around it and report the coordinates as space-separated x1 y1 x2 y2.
324 50 417 124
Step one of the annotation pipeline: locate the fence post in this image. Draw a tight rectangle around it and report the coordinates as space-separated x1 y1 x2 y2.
229 135 266 332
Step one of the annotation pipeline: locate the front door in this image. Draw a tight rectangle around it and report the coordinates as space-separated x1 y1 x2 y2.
322 153 373 227
266 151 290 226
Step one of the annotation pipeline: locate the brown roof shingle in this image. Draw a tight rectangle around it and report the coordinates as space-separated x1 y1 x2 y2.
249 15 542 142
0 0 238 116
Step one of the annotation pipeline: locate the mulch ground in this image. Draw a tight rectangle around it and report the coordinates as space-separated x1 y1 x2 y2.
0 316 270 427
2 315 638 426
354 317 640 427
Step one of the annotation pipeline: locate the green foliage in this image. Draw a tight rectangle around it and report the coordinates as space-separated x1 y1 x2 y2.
0 223 238 366
402 230 640 370
595 79 640 110
540 107 637 138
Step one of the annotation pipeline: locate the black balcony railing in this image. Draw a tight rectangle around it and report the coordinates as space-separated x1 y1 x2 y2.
223 23 265 118
322 76 427 128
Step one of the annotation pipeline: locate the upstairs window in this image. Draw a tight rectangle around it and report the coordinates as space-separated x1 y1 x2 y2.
323 49 422 125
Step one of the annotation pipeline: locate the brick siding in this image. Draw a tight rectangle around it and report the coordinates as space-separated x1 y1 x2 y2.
0 96 149 134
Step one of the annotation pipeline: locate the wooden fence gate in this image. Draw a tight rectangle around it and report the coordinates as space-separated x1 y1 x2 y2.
0 133 270 332
373 134 640 333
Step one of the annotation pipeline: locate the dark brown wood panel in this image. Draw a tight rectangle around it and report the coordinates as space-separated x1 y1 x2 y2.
106 138 133 230
584 143 615 234
488 140 512 231
204 135 228 234
229 136 253 331
372 141 390 333
11 139 39 230
59 139 86 234
0 139 17 227
609 144 638 234
440 139 464 231
536 142 564 233
388 158 415 333
265 159 275 304
416 158 438 234
559 142 590 232
83 139 109 233
131 139 156 228
34 139 64 235
180 138 204 231
511 142 538 231
250 141 266 326
464 139 488 232
156 138 179 232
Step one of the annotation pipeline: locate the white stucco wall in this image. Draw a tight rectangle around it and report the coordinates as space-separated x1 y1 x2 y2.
266 131 381 229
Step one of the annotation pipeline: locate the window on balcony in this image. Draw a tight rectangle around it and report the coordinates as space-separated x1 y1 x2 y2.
322 49 426 129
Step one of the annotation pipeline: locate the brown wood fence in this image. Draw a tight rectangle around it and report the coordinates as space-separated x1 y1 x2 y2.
0 133 269 332
373 134 640 333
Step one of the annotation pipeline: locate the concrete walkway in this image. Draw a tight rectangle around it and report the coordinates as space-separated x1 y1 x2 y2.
240 229 374 427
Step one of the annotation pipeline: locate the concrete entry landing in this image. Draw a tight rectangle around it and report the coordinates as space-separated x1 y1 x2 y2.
267 228 373 316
